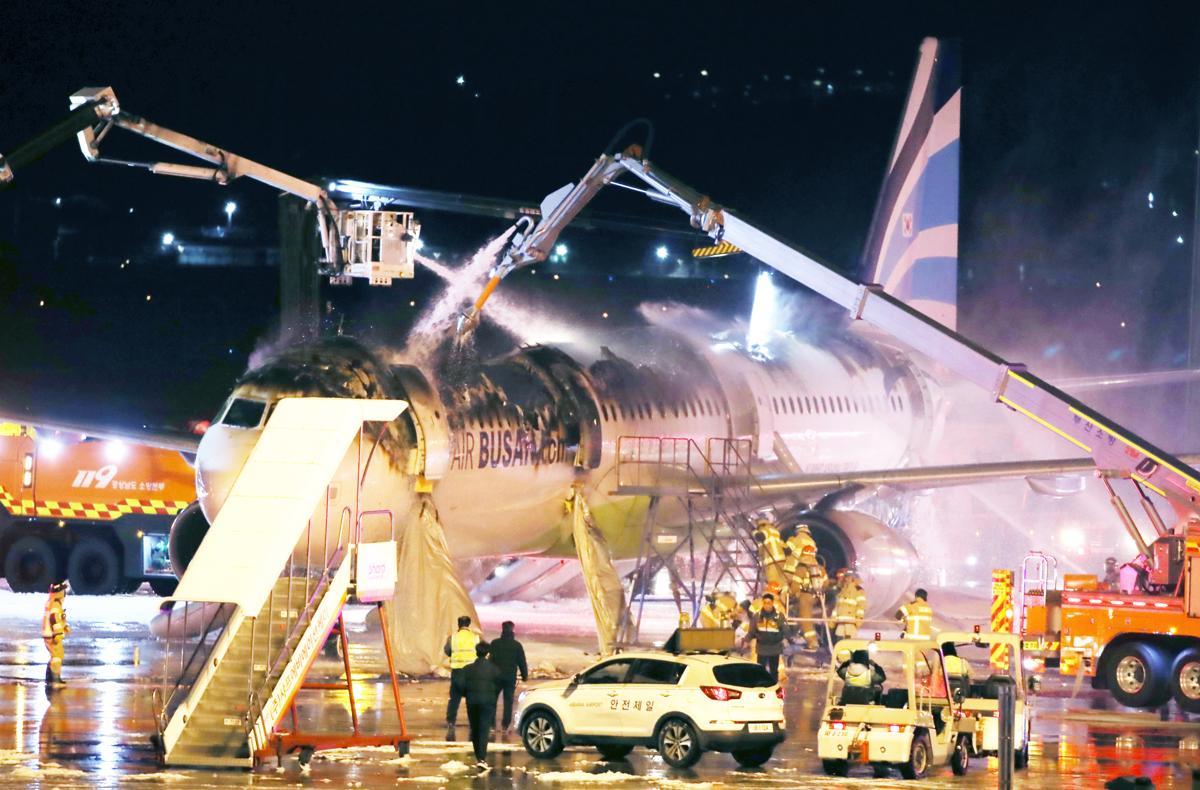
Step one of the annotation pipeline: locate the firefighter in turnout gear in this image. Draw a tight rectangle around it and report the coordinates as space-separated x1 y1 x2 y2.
832 569 867 642
896 588 934 638
444 615 481 740
753 517 788 587
790 545 823 651
781 524 817 581
42 582 68 685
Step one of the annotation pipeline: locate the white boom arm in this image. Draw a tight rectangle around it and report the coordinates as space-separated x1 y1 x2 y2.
467 146 1200 517
64 87 417 285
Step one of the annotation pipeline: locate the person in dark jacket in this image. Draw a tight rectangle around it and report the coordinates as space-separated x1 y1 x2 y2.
749 593 790 681
487 621 529 734
463 642 502 766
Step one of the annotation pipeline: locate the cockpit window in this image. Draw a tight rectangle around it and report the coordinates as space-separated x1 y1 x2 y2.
220 398 268 428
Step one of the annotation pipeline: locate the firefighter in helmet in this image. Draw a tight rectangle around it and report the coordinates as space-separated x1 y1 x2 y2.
42 582 69 685
832 569 867 642
753 516 788 588
789 540 823 650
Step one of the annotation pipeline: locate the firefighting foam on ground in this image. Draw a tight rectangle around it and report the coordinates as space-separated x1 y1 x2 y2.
1 12 1199 786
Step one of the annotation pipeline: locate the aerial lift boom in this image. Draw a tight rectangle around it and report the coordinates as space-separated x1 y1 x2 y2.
1 87 419 285
461 146 1200 522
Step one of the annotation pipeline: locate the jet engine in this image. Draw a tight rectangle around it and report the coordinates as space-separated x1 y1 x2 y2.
781 508 918 618
167 500 211 578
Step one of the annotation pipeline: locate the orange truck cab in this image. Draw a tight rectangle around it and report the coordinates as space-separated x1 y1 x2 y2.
0 424 194 595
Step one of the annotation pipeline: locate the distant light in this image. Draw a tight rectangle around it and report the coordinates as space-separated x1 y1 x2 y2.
1177 235 1185 245
40 439 63 459
1173 210 1179 217
413 238 425 251
38 300 44 307
105 441 128 462
1148 192 1155 206
224 201 237 222
455 75 465 86
965 555 978 567
699 69 709 77
652 72 661 79
530 269 536 275
552 273 560 280
128 207 135 214
146 294 152 302
655 245 669 260
1120 321 1126 328
176 244 184 253
554 243 568 257
1095 281 1101 288
409 300 416 307
53 197 62 207
601 312 609 319
723 273 730 279
161 231 175 246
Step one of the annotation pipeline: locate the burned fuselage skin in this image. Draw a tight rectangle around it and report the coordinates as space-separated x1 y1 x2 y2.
192 329 927 605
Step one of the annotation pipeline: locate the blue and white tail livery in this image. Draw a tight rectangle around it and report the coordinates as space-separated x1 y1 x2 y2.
861 38 961 330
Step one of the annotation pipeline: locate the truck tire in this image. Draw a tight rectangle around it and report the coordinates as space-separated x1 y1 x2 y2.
67 537 121 595
1170 646 1200 713
899 732 931 780
149 577 178 597
1105 642 1170 708
951 734 970 776
4 535 60 593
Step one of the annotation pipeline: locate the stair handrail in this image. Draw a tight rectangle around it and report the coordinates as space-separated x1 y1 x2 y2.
156 602 235 727
242 500 354 742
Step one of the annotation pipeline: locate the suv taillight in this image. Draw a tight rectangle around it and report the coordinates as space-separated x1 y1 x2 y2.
775 686 785 700
700 685 742 701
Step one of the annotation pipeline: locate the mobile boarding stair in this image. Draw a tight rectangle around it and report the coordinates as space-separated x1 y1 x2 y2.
613 436 766 643
150 398 410 768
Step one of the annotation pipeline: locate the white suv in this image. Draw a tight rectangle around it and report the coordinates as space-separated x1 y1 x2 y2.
514 650 786 768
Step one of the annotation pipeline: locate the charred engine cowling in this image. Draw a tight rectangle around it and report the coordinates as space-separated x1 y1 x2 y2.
168 501 211 577
780 508 918 618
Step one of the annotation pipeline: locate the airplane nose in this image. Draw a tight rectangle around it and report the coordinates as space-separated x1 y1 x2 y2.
195 424 260 525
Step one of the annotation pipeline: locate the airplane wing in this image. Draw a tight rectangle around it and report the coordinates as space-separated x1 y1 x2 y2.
0 406 201 455
742 453 1200 503
1054 369 1200 393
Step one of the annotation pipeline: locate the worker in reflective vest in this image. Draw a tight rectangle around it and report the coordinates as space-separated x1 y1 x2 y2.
444 615 481 739
833 570 867 642
896 589 934 638
42 581 69 685
781 524 817 579
837 648 886 702
941 642 972 699
753 518 788 587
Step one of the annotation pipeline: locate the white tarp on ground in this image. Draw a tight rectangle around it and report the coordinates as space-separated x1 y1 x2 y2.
570 488 625 656
387 497 480 674
172 397 406 615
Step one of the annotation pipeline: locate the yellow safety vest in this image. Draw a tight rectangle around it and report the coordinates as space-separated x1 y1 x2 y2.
943 655 971 678
449 628 479 669
844 662 874 687
678 610 693 629
698 604 724 628
900 598 933 638
42 598 65 639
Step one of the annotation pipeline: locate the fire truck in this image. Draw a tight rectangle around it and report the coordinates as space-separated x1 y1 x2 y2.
1015 527 1200 713
0 423 193 595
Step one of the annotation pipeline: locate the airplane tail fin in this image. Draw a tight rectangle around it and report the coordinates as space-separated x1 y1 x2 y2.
861 38 961 329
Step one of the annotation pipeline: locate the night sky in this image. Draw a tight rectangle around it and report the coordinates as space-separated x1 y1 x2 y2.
1 3 1197 435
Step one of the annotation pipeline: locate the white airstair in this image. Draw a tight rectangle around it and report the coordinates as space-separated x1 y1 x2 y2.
150 398 406 768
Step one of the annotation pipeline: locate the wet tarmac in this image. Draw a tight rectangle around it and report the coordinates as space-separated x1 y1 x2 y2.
1 595 1199 788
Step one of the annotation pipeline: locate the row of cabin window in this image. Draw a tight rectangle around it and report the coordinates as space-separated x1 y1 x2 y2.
771 393 905 416
599 396 721 423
